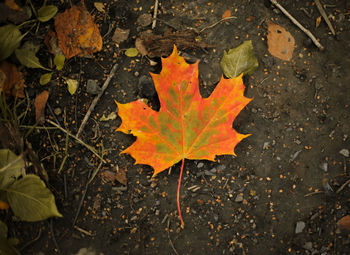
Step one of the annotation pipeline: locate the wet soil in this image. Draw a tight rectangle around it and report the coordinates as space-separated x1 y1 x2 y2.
4 0 350 254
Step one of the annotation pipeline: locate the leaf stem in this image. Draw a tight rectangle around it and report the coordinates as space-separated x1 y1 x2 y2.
177 158 185 228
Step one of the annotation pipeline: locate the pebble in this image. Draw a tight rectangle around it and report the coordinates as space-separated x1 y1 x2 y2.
303 242 313 251
197 162 204 168
320 162 328 172
213 214 219 222
339 149 349 157
235 193 244 203
251 108 257 113
54 107 62 115
86 79 101 95
295 221 306 234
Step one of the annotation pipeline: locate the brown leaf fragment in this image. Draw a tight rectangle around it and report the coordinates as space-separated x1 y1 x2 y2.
34 90 49 124
115 167 127 185
135 37 148 56
54 4 103 59
0 61 25 98
222 10 231 19
112 27 130 44
137 30 211 58
100 167 127 185
315 16 322 28
338 215 350 231
0 1 28 24
267 22 295 61
44 29 63 56
137 13 152 27
5 0 22 11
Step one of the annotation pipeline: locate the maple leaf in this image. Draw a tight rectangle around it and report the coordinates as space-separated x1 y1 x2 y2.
116 46 252 226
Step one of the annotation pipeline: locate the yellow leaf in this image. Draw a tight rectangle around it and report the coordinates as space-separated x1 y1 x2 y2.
66 79 78 95
100 112 117 121
125 48 139 57
316 16 322 28
54 54 65 70
94 2 105 12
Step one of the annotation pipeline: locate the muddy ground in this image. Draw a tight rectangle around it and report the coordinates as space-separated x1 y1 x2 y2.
5 0 350 254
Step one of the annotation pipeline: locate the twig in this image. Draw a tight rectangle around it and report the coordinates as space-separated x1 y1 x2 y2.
270 0 325 51
46 119 105 163
49 219 60 254
20 228 42 251
73 168 92 226
304 190 324 197
167 218 179 255
152 0 159 29
314 0 335 35
76 63 118 138
199 16 237 33
336 179 350 194
74 226 96 236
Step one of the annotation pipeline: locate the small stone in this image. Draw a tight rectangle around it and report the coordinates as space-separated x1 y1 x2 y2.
235 193 244 203
134 71 139 77
86 79 101 95
339 149 349 157
251 108 257 113
295 221 306 234
54 107 62 115
131 215 138 221
197 162 204 168
213 214 219 222
303 242 313 251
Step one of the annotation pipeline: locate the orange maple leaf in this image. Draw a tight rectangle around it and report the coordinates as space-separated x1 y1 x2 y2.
116 46 252 226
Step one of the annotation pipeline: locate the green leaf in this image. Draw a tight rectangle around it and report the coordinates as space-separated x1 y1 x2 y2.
0 149 24 189
15 41 51 70
0 25 24 61
0 236 20 255
220 40 259 78
0 221 7 238
39 72 53 85
54 54 65 71
6 174 62 222
66 79 78 95
125 48 139 57
37 5 58 22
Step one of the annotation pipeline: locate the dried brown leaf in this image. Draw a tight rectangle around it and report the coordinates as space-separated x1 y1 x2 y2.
112 27 130 44
54 4 102 59
34 90 49 124
135 37 148 56
5 0 22 11
267 22 295 61
115 167 127 185
338 215 350 231
222 10 231 19
0 61 25 98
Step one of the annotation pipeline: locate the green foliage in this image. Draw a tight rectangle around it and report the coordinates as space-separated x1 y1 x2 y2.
54 54 65 71
0 149 24 189
15 41 51 70
0 25 24 61
0 220 20 255
37 5 58 22
39 72 53 85
220 40 259 78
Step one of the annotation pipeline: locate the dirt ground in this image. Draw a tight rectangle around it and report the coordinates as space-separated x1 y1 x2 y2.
5 0 350 254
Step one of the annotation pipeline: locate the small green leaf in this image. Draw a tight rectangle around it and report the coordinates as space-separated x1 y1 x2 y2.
0 149 24 189
37 5 58 22
6 174 62 222
0 221 7 238
54 54 65 71
220 40 259 78
39 72 53 85
125 48 139 57
0 25 24 61
0 236 20 255
66 79 78 95
15 41 51 70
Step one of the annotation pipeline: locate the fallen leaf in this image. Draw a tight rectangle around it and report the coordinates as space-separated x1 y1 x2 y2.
0 61 25 98
135 37 148 56
338 215 350 231
15 41 50 70
37 5 57 22
112 27 130 44
54 54 65 70
316 16 322 28
39 72 53 85
54 4 103 59
44 30 63 56
5 0 22 11
222 9 231 19
220 40 259 78
34 90 49 124
137 13 152 27
125 48 138 57
0 24 24 61
100 112 117 121
267 22 295 61
66 78 78 95
116 45 252 176
93 2 105 12
115 167 127 185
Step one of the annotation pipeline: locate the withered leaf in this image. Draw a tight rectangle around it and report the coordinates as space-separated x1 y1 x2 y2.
0 61 25 98
34 90 49 124
338 215 350 231
267 22 295 61
112 27 130 44
54 4 103 59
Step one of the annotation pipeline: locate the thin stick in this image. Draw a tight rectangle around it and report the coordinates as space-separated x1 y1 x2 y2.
152 0 159 29
304 190 324 197
199 16 237 33
177 159 185 228
46 119 105 163
270 0 325 51
167 218 179 255
73 168 92 226
336 179 350 194
314 0 335 35
49 219 60 254
76 63 118 138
